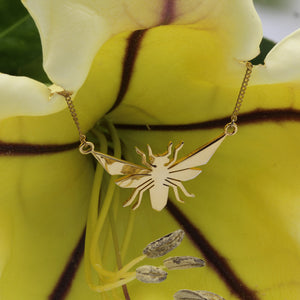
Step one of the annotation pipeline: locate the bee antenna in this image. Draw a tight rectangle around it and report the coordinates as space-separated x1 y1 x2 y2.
166 141 173 157
147 144 153 158
135 146 143 156
176 141 184 150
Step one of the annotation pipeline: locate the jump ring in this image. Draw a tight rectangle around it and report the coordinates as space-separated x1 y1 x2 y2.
79 141 95 155
224 122 238 136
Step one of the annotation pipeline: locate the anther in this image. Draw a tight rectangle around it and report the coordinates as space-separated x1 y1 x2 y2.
143 229 185 258
163 256 205 270
174 290 225 300
136 265 168 283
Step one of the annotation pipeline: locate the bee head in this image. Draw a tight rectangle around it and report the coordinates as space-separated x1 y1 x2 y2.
147 143 173 166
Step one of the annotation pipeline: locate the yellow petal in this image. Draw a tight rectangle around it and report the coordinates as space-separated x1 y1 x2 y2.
82 25 253 126
0 148 98 299
4 1 297 299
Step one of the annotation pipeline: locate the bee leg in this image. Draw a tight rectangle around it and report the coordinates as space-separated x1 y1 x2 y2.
123 189 139 207
132 183 153 210
167 178 194 199
123 180 154 208
176 181 195 198
168 142 184 166
172 186 185 203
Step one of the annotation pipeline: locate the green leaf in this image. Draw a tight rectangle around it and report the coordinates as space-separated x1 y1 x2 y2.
251 37 276 65
0 0 49 83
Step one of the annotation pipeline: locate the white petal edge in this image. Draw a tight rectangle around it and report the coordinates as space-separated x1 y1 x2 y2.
22 0 109 91
251 28 300 85
236 0 263 60
0 74 65 121
210 0 262 61
21 0 262 92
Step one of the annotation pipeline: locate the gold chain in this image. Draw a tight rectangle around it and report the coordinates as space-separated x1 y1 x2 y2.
224 61 253 135
231 62 253 122
57 90 87 145
61 62 253 140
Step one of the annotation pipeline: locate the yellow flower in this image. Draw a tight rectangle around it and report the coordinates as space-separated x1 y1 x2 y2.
0 0 299 299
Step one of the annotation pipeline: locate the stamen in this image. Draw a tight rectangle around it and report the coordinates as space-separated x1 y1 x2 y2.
84 131 107 284
89 121 122 278
90 173 117 277
109 207 131 298
85 124 138 292
174 290 225 300
89 273 136 292
121 210 136 261
116 255 146 278
163 256 205 270
143 229 185 258
136 265 168 283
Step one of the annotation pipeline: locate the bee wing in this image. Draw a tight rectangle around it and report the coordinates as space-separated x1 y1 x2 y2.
116 173 152 188
169 134 226 172
92 151 151 176
168 168 202 182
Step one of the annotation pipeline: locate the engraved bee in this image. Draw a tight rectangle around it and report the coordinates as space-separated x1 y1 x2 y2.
91 134 226 211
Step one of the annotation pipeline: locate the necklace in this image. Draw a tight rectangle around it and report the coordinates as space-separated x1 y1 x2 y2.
59 62 253 211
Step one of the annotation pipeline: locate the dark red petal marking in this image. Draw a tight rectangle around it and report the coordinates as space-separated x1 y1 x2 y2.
108 29 148 113
0 141 78 156
115 108 300 131
48 229 85 300
160 0 176 25
167 201 260 300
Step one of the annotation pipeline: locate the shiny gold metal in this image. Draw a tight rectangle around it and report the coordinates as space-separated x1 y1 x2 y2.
80 134 226 211
58 90 87 145
225 61 253 136
79 141 95 154
224 122 238 136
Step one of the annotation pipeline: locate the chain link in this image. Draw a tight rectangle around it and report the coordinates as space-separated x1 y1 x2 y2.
224 62 253 136
231 62 253 122
58 90 87 145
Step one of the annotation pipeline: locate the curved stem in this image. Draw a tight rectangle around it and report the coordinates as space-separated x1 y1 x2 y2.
84 132 107 284
85 121 141 292
89 273 136 293
90 121 122 277
115 255 146 279
121 210 136 262
90 173 117 277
